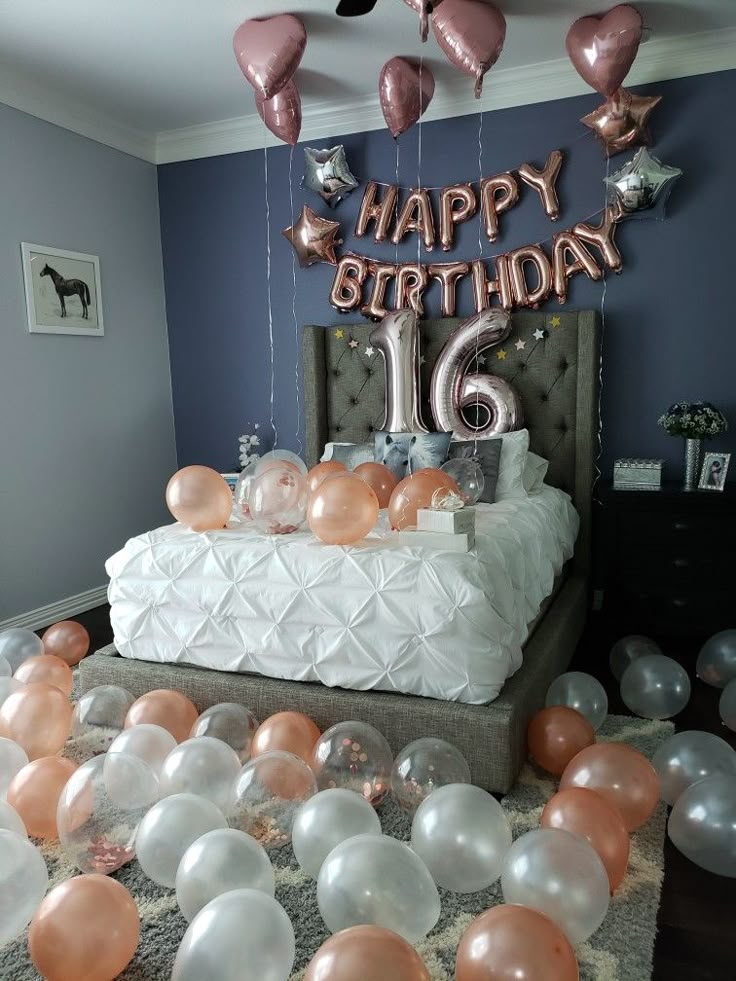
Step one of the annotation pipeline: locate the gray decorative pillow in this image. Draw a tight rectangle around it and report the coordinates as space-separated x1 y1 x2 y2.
374 431 453 479
449 438 502 504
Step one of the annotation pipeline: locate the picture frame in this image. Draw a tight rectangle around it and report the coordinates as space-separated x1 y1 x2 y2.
21 242 104 336
698 452 730 491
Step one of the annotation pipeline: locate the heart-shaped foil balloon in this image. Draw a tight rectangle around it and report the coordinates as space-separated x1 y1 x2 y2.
432 0 506 98
402 0 444 42
379 57 435 138
256 80 302 146
565 4 643 97
233 14 306 100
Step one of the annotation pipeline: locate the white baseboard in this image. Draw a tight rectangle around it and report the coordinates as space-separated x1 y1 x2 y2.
0 584 109 633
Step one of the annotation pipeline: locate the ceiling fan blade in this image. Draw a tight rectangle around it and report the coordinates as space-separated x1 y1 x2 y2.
336 0 379 16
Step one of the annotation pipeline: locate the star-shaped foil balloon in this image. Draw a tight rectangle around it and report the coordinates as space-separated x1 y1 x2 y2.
303 145 359 208
581 89 662 156
604 148 683 219
282 206 343 267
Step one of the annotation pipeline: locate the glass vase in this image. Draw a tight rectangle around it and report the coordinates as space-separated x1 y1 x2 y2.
683 437 703 491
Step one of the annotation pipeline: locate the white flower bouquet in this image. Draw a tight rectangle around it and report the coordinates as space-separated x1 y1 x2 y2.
658 401 727 440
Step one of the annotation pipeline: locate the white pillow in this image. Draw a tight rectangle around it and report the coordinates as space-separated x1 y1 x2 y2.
523 451 549 494
491 428 530 501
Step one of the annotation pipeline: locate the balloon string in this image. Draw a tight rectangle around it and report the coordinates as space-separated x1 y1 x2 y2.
288 145 303 455
473 107 485 454
593 154 610 499
394 139 400 267
417 57 423 269
263 146 277 449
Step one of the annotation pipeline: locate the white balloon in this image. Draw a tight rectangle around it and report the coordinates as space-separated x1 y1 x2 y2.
0 677 24 710
136 793 228 888
652 730 736 805
501 828 610 944
720 679 736 731
620 654 691 719
411 783 512 893
109 723 177 776
172 889 295 981
0 736 29 800
176 828 275 922
545 671 608 731
696 629 736 688
160 737 241 812
0 799 27 837
668 774 736 877
609 634 661 681
0 654 10 678
317 833 440 943
0 629 43 673
0 829 49 947
256 449 308 475
292 788 382 879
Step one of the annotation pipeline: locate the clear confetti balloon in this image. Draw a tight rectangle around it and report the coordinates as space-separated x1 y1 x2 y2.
291 788 382 879
696 629 736 688
0 654 10 678
609 634 661 681
545 671 608 731
229 750 316 849
136 793 228 888
191 703 259 763
652 730 736 805
232 460 259 523
57 752 160 874
501 828 610 944
720 679 736 731
620 654 691 719
391 737 471 815
0 676 24 710
0 735 29 799
440 458 485 505
0 799 27 837
72 685 136 757
248 465 309 535
0 628 43 673
0 829 49 947
255 449 308 476
312 721 393 806
668 774 736 877
317 833 440 943
176 828 275 922
160 737 241 812
108 723 178 777
172 889 295 981
411 784 512 893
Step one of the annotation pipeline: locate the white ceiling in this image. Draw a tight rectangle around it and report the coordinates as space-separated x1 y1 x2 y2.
0 0 734 163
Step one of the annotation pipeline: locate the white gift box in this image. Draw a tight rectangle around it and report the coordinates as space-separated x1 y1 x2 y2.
397 530 473 552
417 507 476 536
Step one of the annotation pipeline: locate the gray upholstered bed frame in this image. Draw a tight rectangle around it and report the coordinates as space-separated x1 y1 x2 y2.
81 309 600 793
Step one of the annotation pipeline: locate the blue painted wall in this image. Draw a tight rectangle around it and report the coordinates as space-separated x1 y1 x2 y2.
158 69 734 479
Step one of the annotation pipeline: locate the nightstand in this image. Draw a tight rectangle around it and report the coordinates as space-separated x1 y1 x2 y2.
599 481 736 640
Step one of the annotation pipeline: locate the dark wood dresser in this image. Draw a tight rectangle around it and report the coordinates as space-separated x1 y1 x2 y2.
599 481 736 640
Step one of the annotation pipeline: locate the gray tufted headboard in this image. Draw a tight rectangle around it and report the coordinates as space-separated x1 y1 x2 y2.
303 310 600 575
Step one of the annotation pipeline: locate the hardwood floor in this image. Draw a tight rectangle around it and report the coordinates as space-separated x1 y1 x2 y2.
53 606 735 981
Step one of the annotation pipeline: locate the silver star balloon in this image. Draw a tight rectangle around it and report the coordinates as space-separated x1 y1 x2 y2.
604 147 683 219
303 145 359 208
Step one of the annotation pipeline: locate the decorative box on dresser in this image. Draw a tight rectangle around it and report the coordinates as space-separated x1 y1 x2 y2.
599 481 736 640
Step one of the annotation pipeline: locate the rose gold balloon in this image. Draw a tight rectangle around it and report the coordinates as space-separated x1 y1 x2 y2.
560 742 660 832
165 465 233 532
42 620 90 666
0 682 73 760
456 904 578 981
518 150 564 221
7 757 78 839
330 254 369 313
307 460 347 493
388 468 459 531
438 183 477 251
252 711 321 764
15 655 74 696
304 925 431 981
565 4 643 97
29 874 140 981
527 706 595 777
124 689 199 743
308 473 380 546
541 787 630 893
354 462 398 508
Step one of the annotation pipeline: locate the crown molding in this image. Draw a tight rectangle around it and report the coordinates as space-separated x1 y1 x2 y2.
155 26 736 164
0 64 156 162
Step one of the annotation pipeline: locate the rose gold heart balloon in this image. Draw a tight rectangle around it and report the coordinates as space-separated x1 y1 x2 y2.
432 0 506 98
379 57 435 138
402 0 444 42
565 4 643 97
233 15 306 100
256 79 302 146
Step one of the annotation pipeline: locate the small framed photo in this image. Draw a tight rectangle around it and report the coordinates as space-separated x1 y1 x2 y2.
21 242 103 336
699 452 730 491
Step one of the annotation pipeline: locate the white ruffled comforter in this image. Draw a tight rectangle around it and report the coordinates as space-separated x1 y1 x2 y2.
106 486 578 705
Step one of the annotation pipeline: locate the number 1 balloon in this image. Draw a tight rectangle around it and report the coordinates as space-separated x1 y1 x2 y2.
369 310 428 434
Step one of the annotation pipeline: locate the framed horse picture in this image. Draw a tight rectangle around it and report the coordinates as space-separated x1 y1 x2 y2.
21 243 104 336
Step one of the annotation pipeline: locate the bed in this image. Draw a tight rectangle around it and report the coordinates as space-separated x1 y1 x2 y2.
81 309 600 793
